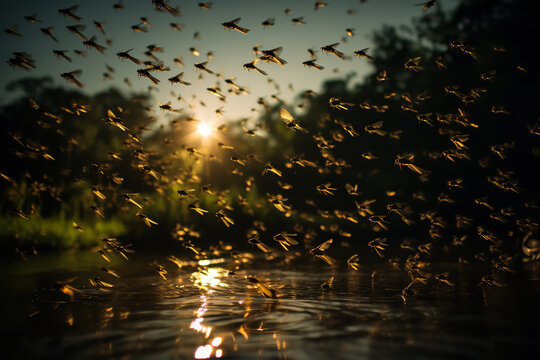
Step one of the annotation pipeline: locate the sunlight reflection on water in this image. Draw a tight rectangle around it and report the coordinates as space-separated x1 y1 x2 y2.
190 265 229 358
3 253 540 359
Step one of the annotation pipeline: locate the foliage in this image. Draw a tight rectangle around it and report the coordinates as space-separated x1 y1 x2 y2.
0 0 538 268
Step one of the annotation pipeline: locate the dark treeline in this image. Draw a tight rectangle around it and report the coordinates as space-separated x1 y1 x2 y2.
1 0 539 273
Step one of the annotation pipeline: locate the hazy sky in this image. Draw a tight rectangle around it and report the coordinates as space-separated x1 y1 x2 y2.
1 0 452 124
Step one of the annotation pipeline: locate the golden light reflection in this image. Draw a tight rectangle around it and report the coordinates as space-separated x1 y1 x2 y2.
191 267 229 290
190 268 227 359
194 344 212 359
193 338 224 359
197 258 225 266
198 259 212 266
190 295 212 338
211 337 223 347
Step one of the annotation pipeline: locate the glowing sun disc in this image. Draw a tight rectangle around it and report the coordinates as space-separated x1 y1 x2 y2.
198 123 211 137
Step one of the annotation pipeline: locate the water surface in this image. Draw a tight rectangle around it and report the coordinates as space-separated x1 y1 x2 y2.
3 251 540 359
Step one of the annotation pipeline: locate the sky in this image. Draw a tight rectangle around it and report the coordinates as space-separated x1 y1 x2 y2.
1 0 453 124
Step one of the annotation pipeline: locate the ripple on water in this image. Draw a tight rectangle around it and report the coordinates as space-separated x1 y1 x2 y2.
4 255 540 359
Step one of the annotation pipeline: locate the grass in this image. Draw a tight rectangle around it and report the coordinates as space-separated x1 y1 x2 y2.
0 214 127 250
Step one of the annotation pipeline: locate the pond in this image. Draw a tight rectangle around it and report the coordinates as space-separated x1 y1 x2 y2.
3 251 540 359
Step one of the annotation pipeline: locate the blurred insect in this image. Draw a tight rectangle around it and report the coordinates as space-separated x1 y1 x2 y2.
94 20 106 34
222 18 250 34
216 209 235 227
7 52 36 70
320 276 334 291
268 194 291 213
131 23 147 32
83 36 107 53
61 70 84 88
394 153 425 175
71 222 83 232
317 183 337 196
113 1 124 10
104 109 129 132
435 55 447 69
117 49 142 64
341 122 358 137
303 57 325 70
309 239 336 266
347 254 360 270
53 50 71 62
54 279 81 300
97 249 111 262
401 278 428 303
151 262 168 280
40 27 58 42
152 0 181 16
354 48 374 61
89 277 114 291
376 70 388 81
168 72 191 85
447 178 464 190
159 101 181 112
474 196 494 211
101 267 120 278
167 256 183 268
24 13 40 23
248 233 271 253
477 226 497 242
137 68 160 85
194 61 214 74
321 43 344 60
416 0 437 11
4 25 22 36
364 121 387 136
244 59 268 75
247 276 277 298
273 232 298 250
280 108 309 132
58 5 82 21
66 25 87 40
527 119 540 136
122 193 143 209
329 97 354 110
355 199 376 217
522 233 540 261
450 134 470 150
262 18 275 26
315 1 327 10
262 162 282 177
404 57 423 72
188 203 208 215
102 238 134 260
479 275 504 287
368 238 388 257
260 47 287 67
136 212 158 227
369 215 390 231
198 2 212 10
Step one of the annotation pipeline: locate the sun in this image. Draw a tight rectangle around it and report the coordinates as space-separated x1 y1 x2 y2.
197 122 211 137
